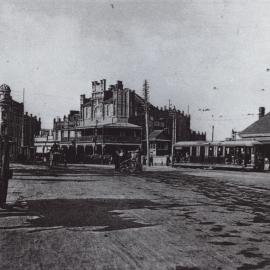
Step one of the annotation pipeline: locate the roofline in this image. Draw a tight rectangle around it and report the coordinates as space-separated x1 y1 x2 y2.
76 124 142 129
239 133 270 138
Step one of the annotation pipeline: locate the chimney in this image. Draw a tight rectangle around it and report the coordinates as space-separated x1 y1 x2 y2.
100 79 106 91
80 94 85 105
92 81 96 92
259 107 265 119
116 81 123 90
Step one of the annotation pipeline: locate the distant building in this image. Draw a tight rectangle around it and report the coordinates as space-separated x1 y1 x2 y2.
34 129 58 159
52 79 205 161
0 84 41 160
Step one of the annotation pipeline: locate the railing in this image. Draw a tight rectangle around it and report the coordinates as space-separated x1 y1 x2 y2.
76 136 95 142
60 135 141 144
102 136 141 143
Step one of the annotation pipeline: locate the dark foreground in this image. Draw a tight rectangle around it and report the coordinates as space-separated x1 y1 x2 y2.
1 164 270 270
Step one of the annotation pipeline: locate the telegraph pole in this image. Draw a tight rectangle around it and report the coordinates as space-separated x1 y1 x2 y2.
21 88 25 154
211 125 215 142
143 80 150 166
0 84 11 207
171 111 176 165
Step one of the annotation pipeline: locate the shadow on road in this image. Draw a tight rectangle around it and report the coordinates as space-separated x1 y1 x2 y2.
0 198 160 232
13 167 114 177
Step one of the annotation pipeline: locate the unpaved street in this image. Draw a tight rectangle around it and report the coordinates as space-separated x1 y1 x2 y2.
1 164 270 270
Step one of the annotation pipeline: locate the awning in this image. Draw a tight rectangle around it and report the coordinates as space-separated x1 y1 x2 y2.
220 140 262 147
174 141 209 149
174 140 262 149
255 137 270 144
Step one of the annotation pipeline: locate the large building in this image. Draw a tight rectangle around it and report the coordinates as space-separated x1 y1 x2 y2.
52 79 205 161
0 84 41 160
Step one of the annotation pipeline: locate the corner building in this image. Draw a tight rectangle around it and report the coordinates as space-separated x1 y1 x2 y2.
53 79 205 161
0 84 41 160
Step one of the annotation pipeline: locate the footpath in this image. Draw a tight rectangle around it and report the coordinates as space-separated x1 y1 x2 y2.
173 162 255 171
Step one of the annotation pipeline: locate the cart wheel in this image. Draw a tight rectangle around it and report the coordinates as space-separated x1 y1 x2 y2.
120 166 130 176
128 162 136 173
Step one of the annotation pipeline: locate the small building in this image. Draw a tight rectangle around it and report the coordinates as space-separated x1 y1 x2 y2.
146 130 171 156
34 129 59 160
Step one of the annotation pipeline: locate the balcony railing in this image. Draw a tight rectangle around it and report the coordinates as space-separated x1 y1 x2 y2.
60 135 141 144
102 136 141 143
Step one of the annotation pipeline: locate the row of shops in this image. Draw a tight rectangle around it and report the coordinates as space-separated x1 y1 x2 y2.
173 107 270 171
173 140 266 169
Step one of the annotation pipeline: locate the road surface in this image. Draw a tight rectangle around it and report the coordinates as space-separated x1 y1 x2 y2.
1 164 270 270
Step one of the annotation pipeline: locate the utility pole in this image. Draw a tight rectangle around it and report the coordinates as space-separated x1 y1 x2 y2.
211 125 215 142
171 111 176 165
0 84 11 207
143 80 150 166
21 88 25 153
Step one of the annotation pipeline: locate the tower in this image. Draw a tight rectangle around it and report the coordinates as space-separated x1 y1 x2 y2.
0 84 11 136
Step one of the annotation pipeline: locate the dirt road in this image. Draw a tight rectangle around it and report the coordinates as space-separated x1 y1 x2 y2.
1 164 270 270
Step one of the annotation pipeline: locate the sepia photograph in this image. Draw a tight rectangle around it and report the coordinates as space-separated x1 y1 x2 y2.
1 0 270 269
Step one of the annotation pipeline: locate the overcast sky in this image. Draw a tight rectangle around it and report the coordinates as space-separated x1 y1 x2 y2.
1 0 270 140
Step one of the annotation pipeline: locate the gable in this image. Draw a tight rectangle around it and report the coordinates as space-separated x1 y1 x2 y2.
240 113 270 137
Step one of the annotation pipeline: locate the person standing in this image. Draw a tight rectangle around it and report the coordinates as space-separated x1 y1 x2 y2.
135 148 142 171
114 149 120 171
149 155 153 166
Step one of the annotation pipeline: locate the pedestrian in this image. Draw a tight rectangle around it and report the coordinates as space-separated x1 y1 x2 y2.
119 149 125 163
135 147 142 171
49 149 54 168
143 156 146 165
166 155 170 166
114 149 120 171
62 148 67 167
149 156 153 166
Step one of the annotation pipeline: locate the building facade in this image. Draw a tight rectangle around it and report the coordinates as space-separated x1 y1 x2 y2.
0 84 41 160
52 79 205 161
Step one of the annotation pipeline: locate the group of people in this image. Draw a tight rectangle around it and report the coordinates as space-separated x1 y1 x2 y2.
49 143 67 167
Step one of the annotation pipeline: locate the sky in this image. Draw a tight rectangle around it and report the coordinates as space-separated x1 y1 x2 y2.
1 0 270 140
